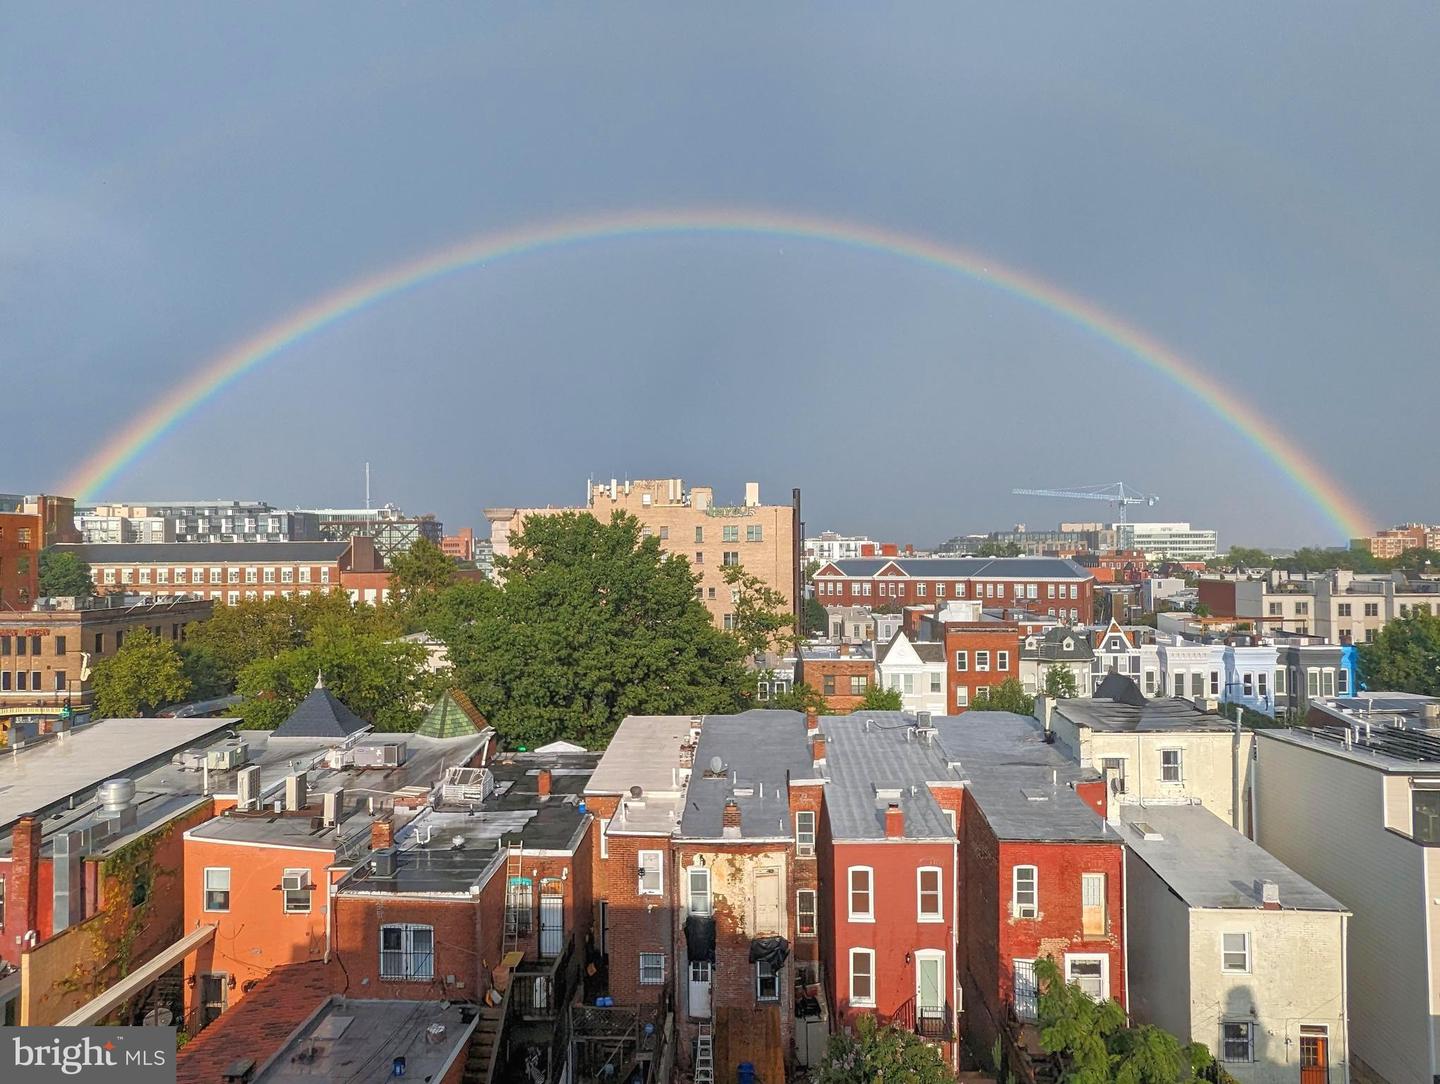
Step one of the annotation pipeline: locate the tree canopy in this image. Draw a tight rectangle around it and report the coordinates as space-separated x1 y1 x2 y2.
813 1013 954 1083
860 684 904 711
38 549 95 597
804 595 829 637
1044 665 1079 699
980 678 1035 716
722 561 798 657
976 539 1024 558
388 536 460 626
91 629 190 717
763 679 830 715
1357 610 1440 696
424 511 749 748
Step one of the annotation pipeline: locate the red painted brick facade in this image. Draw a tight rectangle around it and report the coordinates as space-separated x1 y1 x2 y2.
813 561 1093 623
944 624 1021 712
796 656 874 713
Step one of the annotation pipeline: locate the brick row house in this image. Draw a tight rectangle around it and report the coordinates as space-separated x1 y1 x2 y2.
813 556 1094 623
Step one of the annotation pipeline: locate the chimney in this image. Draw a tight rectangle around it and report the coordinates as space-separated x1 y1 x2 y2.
537 768 552 798
811 734 827 765
371 817 394 851
885 802 905 838
722 799 742 838
806 708 819 733
744 482 760 508
1258 880 1281 910
12 814 41 944
839 643 851 658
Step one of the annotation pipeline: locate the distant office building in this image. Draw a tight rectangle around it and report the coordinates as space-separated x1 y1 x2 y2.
1113 522 1218 561
1353 523 1440 559
440 527 474 562
486 478 800 632
1200 569 1440 643
803 532 891 563
78 500 320 544
986 523 1117 556
299 505 443 564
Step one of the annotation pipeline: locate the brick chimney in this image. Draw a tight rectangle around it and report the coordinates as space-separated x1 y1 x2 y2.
839 643 851 658
722 799 742 837
811 734 827 765
370 817 394 850
885 802 905 838
536 768 552 798
806 708 819 733
11 814 41 944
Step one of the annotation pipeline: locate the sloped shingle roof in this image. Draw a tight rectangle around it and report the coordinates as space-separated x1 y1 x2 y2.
272 679 369 739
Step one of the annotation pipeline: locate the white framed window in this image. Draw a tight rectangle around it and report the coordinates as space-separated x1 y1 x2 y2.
1081 872 1107 935
848 866 874 921
930 672 942 693
1065 953 1109 1001
797 889 817 937
203 867 231 912
955 687 969 708
849 948 875 1007
380 924 434 980
688 866 711 916
1222 931 1251 973
755 959 781 1001
943 808 957 835
1012 865 1037 918
997 650 1009 671
1160 749 1183 784
976 650 991 672
1222 1022 1254 1063
917 867 943 922
955 650 968 672
599 818 609 860
639 952 666 985
638 850 663 896
282 868 311 913
795 810 816 857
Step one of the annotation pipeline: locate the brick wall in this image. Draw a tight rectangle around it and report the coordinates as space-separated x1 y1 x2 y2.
586 795 675 1008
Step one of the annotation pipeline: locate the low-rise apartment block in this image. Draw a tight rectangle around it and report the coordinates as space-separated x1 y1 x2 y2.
813 556 1093 623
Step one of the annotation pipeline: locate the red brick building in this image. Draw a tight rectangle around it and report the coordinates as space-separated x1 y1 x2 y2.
0 509 42 609
941 622 1021 712
813 557 1094 623
795 643 875 712
441 527 475 561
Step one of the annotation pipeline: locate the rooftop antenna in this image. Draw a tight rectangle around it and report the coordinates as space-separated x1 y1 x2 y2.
365 462 371 511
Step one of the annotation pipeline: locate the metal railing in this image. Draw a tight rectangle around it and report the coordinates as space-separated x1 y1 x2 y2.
890 998 954 1042
510 940 575 1021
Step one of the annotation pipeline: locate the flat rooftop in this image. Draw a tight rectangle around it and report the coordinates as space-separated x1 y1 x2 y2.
253 997 477 1083
1056 695 1234 734
966 770 1114 843
820 714 955 841
587 715 694 796
681 711 814 840
1258 724 1440 773
1121 805 1345 911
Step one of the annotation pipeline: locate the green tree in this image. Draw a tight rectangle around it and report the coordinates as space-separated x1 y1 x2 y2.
1357 609 1440 696
388 536 459 625
977 539 1023 558
1207 546 1273 571
764 680 830 715
722 562 799 657
91 629 190 717
814 1013 954 1083
38 549 96 597
804 595 829 637
1044 665 1079 699
179 643 229 702
860 684 904 711
234 626 433 732
980 678 1036 716
426 511 748 748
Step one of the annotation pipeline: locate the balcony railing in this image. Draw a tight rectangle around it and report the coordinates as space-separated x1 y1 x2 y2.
890 998 953 1042
510 940 576 1022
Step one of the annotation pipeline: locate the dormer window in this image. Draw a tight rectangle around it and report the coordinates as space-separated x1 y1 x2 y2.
1064 638 1074 651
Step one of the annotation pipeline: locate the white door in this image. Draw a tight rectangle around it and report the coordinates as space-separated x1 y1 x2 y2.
540 892 565 958
689 961 713 1019
1014 959 1038 1022
915 951 945 1021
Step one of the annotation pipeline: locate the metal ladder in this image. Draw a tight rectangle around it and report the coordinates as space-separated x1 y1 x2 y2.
694 1021 714 1084
502 843 524 958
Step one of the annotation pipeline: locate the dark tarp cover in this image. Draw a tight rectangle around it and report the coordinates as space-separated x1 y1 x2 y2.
685 915 715 962
748 936 790 967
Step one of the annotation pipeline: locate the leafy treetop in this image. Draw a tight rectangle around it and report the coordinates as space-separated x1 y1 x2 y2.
38 549 96 598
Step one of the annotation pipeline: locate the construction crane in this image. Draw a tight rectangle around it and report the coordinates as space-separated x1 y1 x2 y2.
1010 482 1159 525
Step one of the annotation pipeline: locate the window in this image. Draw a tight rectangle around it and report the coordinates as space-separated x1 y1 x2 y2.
1337 603 1351 617
54 635 66 656
1143 670 1156 694
1337 669 1349 693
694 526 704 543
848 866 874 921
639 953 666 985
976 650 991 672
917 867 943 921
849 674 867 695
1161 749 1183 784
849 948 875 1006
638 851 663 895
823 674 835 695
1222 1022 1254 1063
281 567 294 584
955 650 968 671
659 527 669 540
1012 865 1038 918
1275 668 1286 694
955 687 969 708
930 672 942 693
1081 873 1106 936
381 924 435 980
244 567 257 584
1242 672 1253 697
599 818 609 859
723 551 740 567
755 959 780 1001
54 672 65 691
1222 932 1251 972
944 808 957 835
139 568 151 584
1070 584 1079 599
1306 669 1320 697
722 525 739 543
936 583 946 598
1295 601 1309 616
204 868 231 911
973 685 990 704
795 811 816 856
688 866 711 916
1065 954 1108 1000
1257 672 1268 699
282 869 311 913
1321 669 1335 696
797 890 817 937
506 877 533 936
1268 602 1283 616
997 650 1010 671
746 525 763 543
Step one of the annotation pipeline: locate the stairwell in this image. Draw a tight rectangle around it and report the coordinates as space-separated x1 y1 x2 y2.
461 1002 507 1084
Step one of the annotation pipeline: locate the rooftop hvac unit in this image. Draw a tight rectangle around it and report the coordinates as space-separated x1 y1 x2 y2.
173 748 208 772
281 872 306 893
206 741 249 771
236 765 262 811
440 767 493 805
371 848 397 878
285 773 308 812
323 746 356 770
353 742 406 769
323 789 344 828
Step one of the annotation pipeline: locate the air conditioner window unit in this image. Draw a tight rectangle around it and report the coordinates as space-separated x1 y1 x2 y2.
281 872 305 892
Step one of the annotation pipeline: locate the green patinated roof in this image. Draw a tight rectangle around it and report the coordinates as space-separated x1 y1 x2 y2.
416 689 489 738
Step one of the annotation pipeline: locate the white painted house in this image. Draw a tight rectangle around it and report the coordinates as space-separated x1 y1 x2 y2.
874 631 947 715
1122 805 1349 1084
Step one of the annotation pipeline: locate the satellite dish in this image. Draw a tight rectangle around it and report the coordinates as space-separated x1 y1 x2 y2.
709 756 723 774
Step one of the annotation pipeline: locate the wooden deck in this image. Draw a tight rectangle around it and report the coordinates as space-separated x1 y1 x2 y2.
715 1004 785 1082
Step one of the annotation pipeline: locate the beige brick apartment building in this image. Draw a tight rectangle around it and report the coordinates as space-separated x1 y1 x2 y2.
486 478 800 631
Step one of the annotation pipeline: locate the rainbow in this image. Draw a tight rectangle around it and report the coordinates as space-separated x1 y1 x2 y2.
59 208 1373 538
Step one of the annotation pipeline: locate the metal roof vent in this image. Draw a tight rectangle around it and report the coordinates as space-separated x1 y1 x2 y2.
97 778 136 813
1133 821 1163 841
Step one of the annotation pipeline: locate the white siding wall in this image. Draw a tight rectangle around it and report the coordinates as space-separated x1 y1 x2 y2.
1256 736 1431 1084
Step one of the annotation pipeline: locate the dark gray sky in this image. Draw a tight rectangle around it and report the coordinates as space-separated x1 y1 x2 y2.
5 4 1437 547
